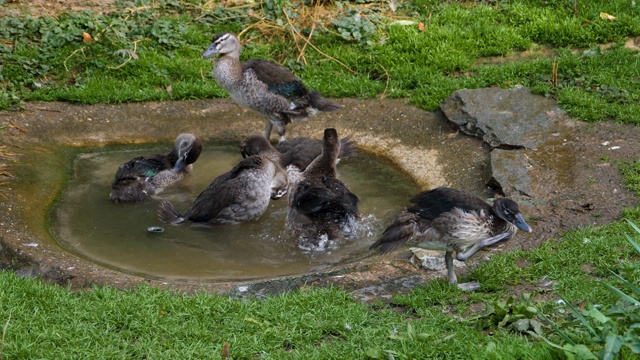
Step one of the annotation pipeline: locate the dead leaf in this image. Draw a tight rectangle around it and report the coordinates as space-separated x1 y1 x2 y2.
221 341 229 358
166 85 173 96
418 22 425 32
625 38 640 51
599 12 616 21
82 32 93 43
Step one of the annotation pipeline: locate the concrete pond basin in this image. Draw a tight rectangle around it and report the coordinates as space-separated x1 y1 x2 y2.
1 88 639 301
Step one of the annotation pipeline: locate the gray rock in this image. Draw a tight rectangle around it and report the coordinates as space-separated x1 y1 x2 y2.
440 87 564 149
488 149 535 197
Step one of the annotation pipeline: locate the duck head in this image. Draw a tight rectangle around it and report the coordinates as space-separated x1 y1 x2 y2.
493 198 532 233
173 133 203 171
322 128 341 159
202 32 241 59
269 159 289 200
241 135 274 158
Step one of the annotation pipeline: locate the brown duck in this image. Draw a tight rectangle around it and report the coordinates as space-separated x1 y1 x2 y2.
109 133 203 202
286 129 360 250
202 32 340 141
369 187 532 290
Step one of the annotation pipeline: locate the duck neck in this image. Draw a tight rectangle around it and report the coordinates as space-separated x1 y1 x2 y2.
491 210 518 237
305 147 338 178
214 55 243 90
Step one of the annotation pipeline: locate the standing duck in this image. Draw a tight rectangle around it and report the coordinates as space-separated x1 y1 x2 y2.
369 187 532 290
109 133 203 203
158 155 288 225
286 128 360 250
202 32 340 141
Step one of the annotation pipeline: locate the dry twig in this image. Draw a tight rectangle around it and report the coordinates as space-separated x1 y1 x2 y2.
0 310 10 360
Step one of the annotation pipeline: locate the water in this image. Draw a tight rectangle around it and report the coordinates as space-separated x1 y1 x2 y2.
51 143 419 280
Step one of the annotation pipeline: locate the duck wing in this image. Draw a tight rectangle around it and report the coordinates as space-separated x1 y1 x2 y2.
116 155 172 179
408 187 491 221
242 59 308 101
184 157 266 223
291 177 359 220
275 137 322 169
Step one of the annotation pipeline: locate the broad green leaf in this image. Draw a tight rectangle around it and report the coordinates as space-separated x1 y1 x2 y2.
585 307 611 324
530 319 544 335
572 344 598 360
602 334 623 360
366 348 383 359
512 319 530 332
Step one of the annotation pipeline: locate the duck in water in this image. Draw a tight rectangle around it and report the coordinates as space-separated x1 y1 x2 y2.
158 155 288 225
286 128 360 250
109 133 202 203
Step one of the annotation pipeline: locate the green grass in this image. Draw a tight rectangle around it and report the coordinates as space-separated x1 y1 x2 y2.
2 0 640 124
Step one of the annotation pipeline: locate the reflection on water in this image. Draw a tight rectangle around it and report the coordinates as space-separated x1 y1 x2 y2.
51 144 419 280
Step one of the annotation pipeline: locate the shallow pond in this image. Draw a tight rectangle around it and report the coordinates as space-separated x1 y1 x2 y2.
51 143 419 280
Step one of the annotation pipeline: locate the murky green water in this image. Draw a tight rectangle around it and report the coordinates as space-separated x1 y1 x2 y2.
51 144 419 280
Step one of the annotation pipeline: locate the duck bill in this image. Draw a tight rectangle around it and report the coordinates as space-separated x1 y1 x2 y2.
174 157 187 171
201 43 219 58
514 214 532 233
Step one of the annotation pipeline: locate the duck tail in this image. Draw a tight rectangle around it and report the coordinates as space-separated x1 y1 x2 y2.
307 91 341 112
369 212 419 254
338 136 357 160
158 200 185 224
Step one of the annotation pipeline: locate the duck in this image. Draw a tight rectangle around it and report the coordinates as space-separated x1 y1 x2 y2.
240 134 356 196
241 135 356 170
202 32 340 141
157 154 288 225
109 133 203 203
369 187 532 291
286 128 360 250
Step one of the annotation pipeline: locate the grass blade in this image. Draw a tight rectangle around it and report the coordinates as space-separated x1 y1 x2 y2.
1 311 11 360
602 282 640 306
536 309 576 346
625 234 640 254
559 297 600 339
608 270 640 298
625 219 640 237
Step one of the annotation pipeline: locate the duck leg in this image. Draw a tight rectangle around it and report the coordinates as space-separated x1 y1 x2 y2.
444 250 457 285
451 231 513 291
266 116 288 142
454 231 513 261
445 251 479 291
